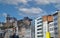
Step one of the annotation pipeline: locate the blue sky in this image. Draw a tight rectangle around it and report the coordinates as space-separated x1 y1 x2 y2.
0 0 60 22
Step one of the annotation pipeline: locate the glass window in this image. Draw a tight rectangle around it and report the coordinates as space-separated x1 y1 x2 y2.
37 32 43 34
49 24 53 27
55 32 58 34
54 18 58 21
37 35 43 37
54 27 58 30
49 28 53 31
37 28 42 31
37 25 42 27
0 33 2 36
54 23 57 26
54 15 58 18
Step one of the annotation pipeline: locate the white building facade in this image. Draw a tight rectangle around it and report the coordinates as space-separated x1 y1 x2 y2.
49 22 54 38
42 15 53 38
35 17 43 38
42 16 48 38
35 14 58 38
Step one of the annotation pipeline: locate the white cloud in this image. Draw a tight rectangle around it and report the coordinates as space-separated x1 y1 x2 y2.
0 0 32 5
35 0 49 4
34 0 60 10
34 0 60 5
48 0 57 3
19 7 43 14
55 4 60 10
0 0 60 5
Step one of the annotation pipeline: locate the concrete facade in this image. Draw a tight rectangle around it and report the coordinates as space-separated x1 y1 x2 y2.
58 11 60 38
35 17 43 38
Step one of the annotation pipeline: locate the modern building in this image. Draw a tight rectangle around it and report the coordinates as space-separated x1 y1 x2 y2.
42 15 53 38
43 11 60 38
48 22 54 38
52 12 58 38
35 11 60 38
35 17 43 38
42 16 48 38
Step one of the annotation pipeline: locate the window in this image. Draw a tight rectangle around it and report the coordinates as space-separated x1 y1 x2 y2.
37 25 42 27
0 33 3 37
37 35 43 37
49 24 53 27
54 15 58 18
54 18 58 21
54 27 58 30
54 23 57 26
37 28 42 31
37 32 43 34
49 28 53 31
55 32 58 34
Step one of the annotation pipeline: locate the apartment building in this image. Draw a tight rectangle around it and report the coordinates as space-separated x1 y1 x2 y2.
48 22 54 38
42 16 48 38
35 17 43 38
52 12 58 38
35 15 53 38
42 15 53 38
47 15 54 38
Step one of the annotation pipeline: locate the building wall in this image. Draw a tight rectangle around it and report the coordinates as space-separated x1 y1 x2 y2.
35 11 60 38
17 18 32 38
58 11 60 38
35 16 53 38
43 16 48 38
35 17 43 38
42 15 53 38
53 12 58 38
49 22 54 38
43 21 48 38
31 24 35 38
19 27 31 38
